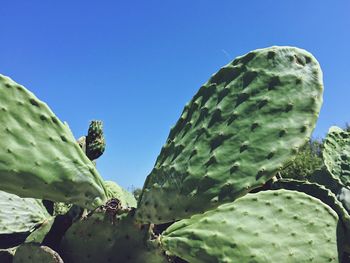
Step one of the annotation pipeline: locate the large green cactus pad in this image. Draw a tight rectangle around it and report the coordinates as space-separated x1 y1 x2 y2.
161 190 343 263
137 46 324 223
60 211 168 263
0 74 107 209
323 126 350 186
13 243 63 263
0 191 50 234
271 179 350 232
104 181 137 208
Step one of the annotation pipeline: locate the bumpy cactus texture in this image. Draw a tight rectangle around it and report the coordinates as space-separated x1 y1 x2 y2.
161 190 342 263
86 120 106 161
104 181 137 208
13 243 63 263
271 179 350 232
60 211 168 263
0 191 50 234
0 74 107 209
323 126 350 186
137 46 324 223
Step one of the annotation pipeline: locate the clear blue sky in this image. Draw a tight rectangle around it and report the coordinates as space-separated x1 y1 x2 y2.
0 1 349 189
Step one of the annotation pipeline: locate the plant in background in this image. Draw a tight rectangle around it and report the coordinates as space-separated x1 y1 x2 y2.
280 139 324 180
0 46 349 262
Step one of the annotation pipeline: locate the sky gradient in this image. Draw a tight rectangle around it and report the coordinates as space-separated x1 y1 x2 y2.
0 1 349 189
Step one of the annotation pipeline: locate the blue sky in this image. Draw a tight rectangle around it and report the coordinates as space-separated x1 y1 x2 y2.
0 1 349 189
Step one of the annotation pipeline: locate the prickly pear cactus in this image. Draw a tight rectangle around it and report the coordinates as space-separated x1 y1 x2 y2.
24 217 55 244
0 190 50 234
13 243 63 263
60 211 168 263
137 46 324 223
337 187 350 213
323 126 350 186
161 190 343 263
308 168 343 194
104 181 137 208
270 179 350 232
86 120 106 161
0 74 107 209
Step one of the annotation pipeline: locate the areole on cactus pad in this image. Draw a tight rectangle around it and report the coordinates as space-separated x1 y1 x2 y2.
136 46 324 224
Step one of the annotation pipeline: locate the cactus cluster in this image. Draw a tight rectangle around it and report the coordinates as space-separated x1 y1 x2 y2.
0 46 349 262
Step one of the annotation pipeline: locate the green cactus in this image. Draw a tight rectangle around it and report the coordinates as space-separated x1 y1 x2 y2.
323 126 350 187
136 46 324 224
104 181 137 208
270 179 350 232
0 190 50 234
52 202 72 216
308 168 343 194
60 210 168 263
24 217 55 244
161 189 343 263
13 243 63 263
1 46 347 262
0 74 107 209
86 120 106 161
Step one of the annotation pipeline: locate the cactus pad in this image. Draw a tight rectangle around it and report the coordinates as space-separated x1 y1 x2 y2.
337 187 350 213
271 179 350 232
0 191 50 234
137 46 324 223
60 211 168 263
86 120 106 160
13 243 63 263
323 126 350 186
0 74 107 209
161 190 342 263
104 181 137 208
308 169 342 194
25 217 55 244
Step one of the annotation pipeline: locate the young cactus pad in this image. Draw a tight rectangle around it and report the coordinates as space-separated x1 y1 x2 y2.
137 46 324 223
0 75 107 209
161 190 343 263
0 190 50 234
86 120 106 161
323 126 350 187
